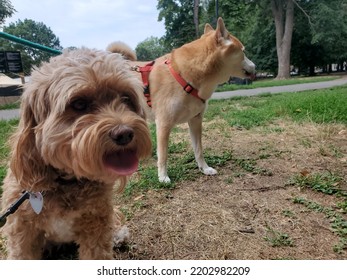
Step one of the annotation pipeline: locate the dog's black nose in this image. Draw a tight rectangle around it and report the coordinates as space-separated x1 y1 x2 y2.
109 125 134 146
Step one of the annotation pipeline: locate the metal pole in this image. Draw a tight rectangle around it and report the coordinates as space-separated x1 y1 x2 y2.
0 31 62 55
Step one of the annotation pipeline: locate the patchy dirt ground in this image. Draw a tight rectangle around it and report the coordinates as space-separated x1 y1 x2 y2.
113 120 347 260
1 120 346 260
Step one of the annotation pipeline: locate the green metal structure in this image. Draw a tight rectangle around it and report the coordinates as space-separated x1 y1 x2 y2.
0 31 62 55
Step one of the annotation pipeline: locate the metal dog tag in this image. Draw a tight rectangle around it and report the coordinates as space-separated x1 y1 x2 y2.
29 192 43 214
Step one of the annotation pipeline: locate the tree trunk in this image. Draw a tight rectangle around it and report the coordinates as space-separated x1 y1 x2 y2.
193 0 200 38
271 0 294 79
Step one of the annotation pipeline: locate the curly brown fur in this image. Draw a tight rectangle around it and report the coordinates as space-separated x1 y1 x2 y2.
0 47 152 259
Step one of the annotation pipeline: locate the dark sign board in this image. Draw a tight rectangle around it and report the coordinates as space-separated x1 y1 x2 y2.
0 52 6 73
0 51 23 73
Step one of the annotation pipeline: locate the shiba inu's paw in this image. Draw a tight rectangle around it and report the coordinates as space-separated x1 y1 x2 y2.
159 175 171 183
201 167 217 176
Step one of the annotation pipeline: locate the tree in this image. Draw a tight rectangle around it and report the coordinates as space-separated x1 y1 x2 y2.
0 19 62 74
310 0 347 71
135 36 168 61
271 0 294 79
244 3 278 74
193 0 200 38
0 0 15 26
157 0 197 49
157 0 346 77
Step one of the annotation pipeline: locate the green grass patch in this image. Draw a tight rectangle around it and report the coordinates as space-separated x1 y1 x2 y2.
289 170 347 214
0 102 20 110
216 75 340 92
125 151 233 196
289 172 346 196
264 226 294 247
293 197 347 253
206 85 347 129
0 166 6 195
0 119 18 191
291 170 347 253
233 157 272 176
0 119 18 160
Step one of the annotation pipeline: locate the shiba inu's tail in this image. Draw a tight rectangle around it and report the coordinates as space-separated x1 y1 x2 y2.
106 41 137 61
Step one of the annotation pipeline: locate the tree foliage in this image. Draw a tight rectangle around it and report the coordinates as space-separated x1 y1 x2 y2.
0 0 15 26
135 36 169 61
157 0 197 49
153 0 347 77
0 19 62 74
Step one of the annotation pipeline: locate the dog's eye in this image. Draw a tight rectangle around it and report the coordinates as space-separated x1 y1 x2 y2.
121 95 137 111
71 99 90 111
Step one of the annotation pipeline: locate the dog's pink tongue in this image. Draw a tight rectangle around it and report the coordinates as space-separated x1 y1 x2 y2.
104 150 139 176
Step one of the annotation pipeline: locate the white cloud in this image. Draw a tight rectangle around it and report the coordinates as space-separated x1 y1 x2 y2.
5 0 165 49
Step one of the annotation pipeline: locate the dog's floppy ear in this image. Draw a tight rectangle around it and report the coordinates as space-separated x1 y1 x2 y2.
9 90 47 190
204 23 214 34
215 17 230 42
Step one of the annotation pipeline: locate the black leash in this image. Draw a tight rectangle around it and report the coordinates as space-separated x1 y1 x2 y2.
0 191 30 228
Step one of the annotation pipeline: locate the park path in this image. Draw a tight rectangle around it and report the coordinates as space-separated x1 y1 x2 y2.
213 75 347 99
1 75 347 120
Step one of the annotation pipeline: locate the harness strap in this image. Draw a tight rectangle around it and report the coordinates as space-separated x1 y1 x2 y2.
137 61 155 107
134 59 205 108
165 59 205 103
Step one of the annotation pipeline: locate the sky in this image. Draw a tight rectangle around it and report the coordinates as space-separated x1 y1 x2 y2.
5 0 166 50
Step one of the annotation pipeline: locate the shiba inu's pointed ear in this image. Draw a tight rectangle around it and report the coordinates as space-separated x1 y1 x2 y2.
204 23 214 34
216 17 229 42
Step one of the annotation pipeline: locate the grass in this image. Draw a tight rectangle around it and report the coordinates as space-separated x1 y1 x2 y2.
216 75 339 92
289 171 346 196
1 86 346 194
206 85 347 129
293 197 347 253
0 82 346 258
290 170 347 253
125 150 233 195
0 102 20 110
264 226 294 247
0 119 17 158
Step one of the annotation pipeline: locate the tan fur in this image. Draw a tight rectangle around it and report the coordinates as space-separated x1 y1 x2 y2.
108 17 256 183
106 41 137 61
0 47 152 259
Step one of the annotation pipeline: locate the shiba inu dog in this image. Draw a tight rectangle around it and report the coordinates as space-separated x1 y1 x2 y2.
107 17 255 183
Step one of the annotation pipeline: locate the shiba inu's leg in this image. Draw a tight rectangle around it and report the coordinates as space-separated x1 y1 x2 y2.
188 114 217 176
156 119 172 183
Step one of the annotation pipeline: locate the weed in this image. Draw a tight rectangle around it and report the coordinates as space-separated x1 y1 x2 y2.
293 197 347 253
224 176 234 184
299 138 312 148
264 226 294 247
329 144 343 158
259 153 271 160
282 210 295 218
337 201 347 213
289 171 346 196
233 158 272 176
125 150 233 196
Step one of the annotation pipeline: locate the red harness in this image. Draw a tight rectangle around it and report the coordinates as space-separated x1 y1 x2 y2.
135 59 205 108
137 61 155 107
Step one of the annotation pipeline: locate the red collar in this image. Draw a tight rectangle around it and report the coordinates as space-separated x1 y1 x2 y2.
165 60 205 103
